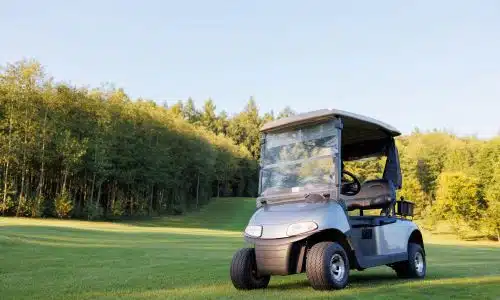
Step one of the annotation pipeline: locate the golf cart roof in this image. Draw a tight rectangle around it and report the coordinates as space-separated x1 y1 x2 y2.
259 109 403 191
261 109 401 146
261 109 403 189
261 109 401 138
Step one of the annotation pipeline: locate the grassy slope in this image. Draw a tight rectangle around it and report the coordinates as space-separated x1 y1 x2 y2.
122 197 257 231
1 197 499 300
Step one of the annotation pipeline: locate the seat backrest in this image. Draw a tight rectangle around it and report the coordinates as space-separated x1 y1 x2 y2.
342 179 396 211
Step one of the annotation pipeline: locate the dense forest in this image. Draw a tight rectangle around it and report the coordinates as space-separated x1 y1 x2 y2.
1 59 499 241
0 60 266 219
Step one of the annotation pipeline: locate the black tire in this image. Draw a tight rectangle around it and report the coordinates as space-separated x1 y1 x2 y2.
230 248 270 290
394 243 426 279
306 241 350 290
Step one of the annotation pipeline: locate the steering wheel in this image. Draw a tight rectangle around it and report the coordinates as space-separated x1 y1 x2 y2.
341 170 361 196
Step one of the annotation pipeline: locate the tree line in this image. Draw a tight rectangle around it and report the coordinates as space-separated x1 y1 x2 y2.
0 59 498 241
0 60 273 219
345 130 500 241
398 132 500 241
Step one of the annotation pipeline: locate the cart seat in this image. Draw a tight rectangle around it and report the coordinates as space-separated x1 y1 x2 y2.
342 179 395 211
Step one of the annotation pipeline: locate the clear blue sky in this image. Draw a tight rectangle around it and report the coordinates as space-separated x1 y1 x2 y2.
1 0 499 138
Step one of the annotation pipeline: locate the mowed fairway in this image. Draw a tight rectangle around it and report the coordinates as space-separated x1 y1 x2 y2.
1 198 500 299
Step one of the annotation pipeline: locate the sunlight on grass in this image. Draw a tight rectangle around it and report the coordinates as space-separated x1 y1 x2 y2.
0 217 242 237
2 215 499 248
420 228 500 248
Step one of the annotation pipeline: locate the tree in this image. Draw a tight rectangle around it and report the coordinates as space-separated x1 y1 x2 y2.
182 97 200 124
397 175 426 217
433 172 482 237
200 98 218 134
484 162 500 241
168 100 184 117
2 57 500 244
227 97 262 159
261 111 275 124
0 59 258 219
277 106 295 119
215 110 229 136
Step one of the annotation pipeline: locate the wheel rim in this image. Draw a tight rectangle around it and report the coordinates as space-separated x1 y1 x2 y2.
330 253 345 281
414 252 424 274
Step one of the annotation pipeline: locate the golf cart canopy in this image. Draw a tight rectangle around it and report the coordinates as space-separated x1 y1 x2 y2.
259 109 402 198
260 109 401 161
261 109 400 140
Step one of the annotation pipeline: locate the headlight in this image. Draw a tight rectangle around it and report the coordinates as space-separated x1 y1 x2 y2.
286 221 318 237
244 225 262 237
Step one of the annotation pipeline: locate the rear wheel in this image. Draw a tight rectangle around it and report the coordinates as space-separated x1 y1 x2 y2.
230 248 270 290
306 241 350 290
393 243 426 279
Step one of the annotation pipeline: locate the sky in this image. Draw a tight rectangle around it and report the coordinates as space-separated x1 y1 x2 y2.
1 0 499 138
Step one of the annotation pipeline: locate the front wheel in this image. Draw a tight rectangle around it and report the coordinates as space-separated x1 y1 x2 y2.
306 241 350 290
393 243 426 279
230 248 270 290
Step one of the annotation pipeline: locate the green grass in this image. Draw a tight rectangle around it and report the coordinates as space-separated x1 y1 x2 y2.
123 197 257 231
1 197 500 299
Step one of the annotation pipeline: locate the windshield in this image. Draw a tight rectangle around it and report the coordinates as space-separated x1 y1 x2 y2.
260 120 339 197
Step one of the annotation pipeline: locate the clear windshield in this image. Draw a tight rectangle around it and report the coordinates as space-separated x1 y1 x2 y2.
260 120 339 197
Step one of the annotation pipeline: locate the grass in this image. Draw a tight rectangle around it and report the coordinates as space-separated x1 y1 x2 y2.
122 197 258 231
1 197 499 299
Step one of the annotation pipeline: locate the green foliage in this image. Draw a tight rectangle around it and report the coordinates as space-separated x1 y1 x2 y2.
0 195 15 215
29 195 46 217
1 58 500 241
484 163 500 241
199 99 219 134
85 203 104 220
485 200 500 241
433 172 482 237
227 97 262 159
277 106 295 119
54 189 73 218
0 59 257 220
397 175 426 217
111 198 125 217
344 157 385 182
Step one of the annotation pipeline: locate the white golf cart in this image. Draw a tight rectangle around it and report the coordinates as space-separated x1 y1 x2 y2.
230 109 426 290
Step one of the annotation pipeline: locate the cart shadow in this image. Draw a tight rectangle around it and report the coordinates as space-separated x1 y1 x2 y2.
268 280 311 290
268 273 437 290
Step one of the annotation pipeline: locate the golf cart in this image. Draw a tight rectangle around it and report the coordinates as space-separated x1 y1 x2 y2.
230 109 426 290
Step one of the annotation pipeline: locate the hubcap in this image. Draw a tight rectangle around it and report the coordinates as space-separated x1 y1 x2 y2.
330 253 345 281
414 252 424 274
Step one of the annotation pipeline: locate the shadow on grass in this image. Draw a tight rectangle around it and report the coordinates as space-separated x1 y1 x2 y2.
267 273 427 291
267 280 311 290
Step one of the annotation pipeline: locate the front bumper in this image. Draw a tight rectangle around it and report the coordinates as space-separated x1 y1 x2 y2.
244 234 313 276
